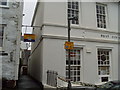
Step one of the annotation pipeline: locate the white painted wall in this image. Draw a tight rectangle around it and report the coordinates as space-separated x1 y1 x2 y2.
107 2 118 32
43 2 118 32
29 1 119 85
80 2 96 28
41 25 118 84
43 2 67 26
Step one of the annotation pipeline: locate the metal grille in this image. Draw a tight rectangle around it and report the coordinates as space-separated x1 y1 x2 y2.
47 70 58 87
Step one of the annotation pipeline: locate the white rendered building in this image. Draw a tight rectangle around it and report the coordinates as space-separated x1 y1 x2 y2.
28 0 119 85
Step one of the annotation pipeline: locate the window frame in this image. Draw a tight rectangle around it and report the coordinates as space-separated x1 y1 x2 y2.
97 49 110 75
66 48 82 82
97 48 112 82
0 24 5 48
96 3 107 30
0 0 9 8
67 0 79 25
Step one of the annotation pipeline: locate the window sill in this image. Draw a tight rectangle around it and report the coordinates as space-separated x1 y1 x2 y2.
71 24 80 28
97 27 107 31
0 5 9 9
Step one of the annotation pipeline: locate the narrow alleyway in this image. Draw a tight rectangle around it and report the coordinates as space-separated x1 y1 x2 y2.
17 75 43 90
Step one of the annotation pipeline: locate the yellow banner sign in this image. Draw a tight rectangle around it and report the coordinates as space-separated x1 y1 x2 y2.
64 41 74 50
24 34 36 42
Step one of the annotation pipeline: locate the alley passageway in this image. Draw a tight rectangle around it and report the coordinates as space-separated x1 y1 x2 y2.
17 75 43 90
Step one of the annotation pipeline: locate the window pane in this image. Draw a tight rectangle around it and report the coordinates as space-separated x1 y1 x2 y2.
76 2 78 6
101 77 108 82
78 71 80 75
74 71 76 75
77 77 80 81
72 2 75 9
68 2 71 8
0 0 7 5
1 2 7 5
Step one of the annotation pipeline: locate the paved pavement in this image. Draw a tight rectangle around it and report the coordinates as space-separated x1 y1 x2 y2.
2 75 56 90
17 75 43 90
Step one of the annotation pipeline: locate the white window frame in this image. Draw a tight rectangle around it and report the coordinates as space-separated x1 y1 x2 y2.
67 0 79 25
0 0 9 8
66 48 82 82
97 48 112 82
96 3 107 30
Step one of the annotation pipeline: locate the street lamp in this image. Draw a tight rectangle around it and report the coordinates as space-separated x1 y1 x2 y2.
67 17 78 90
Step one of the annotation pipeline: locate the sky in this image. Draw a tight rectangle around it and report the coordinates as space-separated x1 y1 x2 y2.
22 0 37 35
21 0 37 50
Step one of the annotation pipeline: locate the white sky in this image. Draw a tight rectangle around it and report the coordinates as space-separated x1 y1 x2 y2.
22 0 37 35
21 0 37 50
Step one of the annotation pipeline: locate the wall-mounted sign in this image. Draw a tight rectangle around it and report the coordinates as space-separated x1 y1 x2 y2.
64 41 74 50
24 34 36 42
101 34 120 40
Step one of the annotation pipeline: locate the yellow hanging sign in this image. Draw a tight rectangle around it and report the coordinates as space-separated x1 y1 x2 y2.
64 41 74 50
24 34 36 42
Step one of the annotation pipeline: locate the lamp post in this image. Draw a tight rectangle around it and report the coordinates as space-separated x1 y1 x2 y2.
67 17 77 90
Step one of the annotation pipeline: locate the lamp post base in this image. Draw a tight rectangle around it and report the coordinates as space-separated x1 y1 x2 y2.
67 81 71 90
